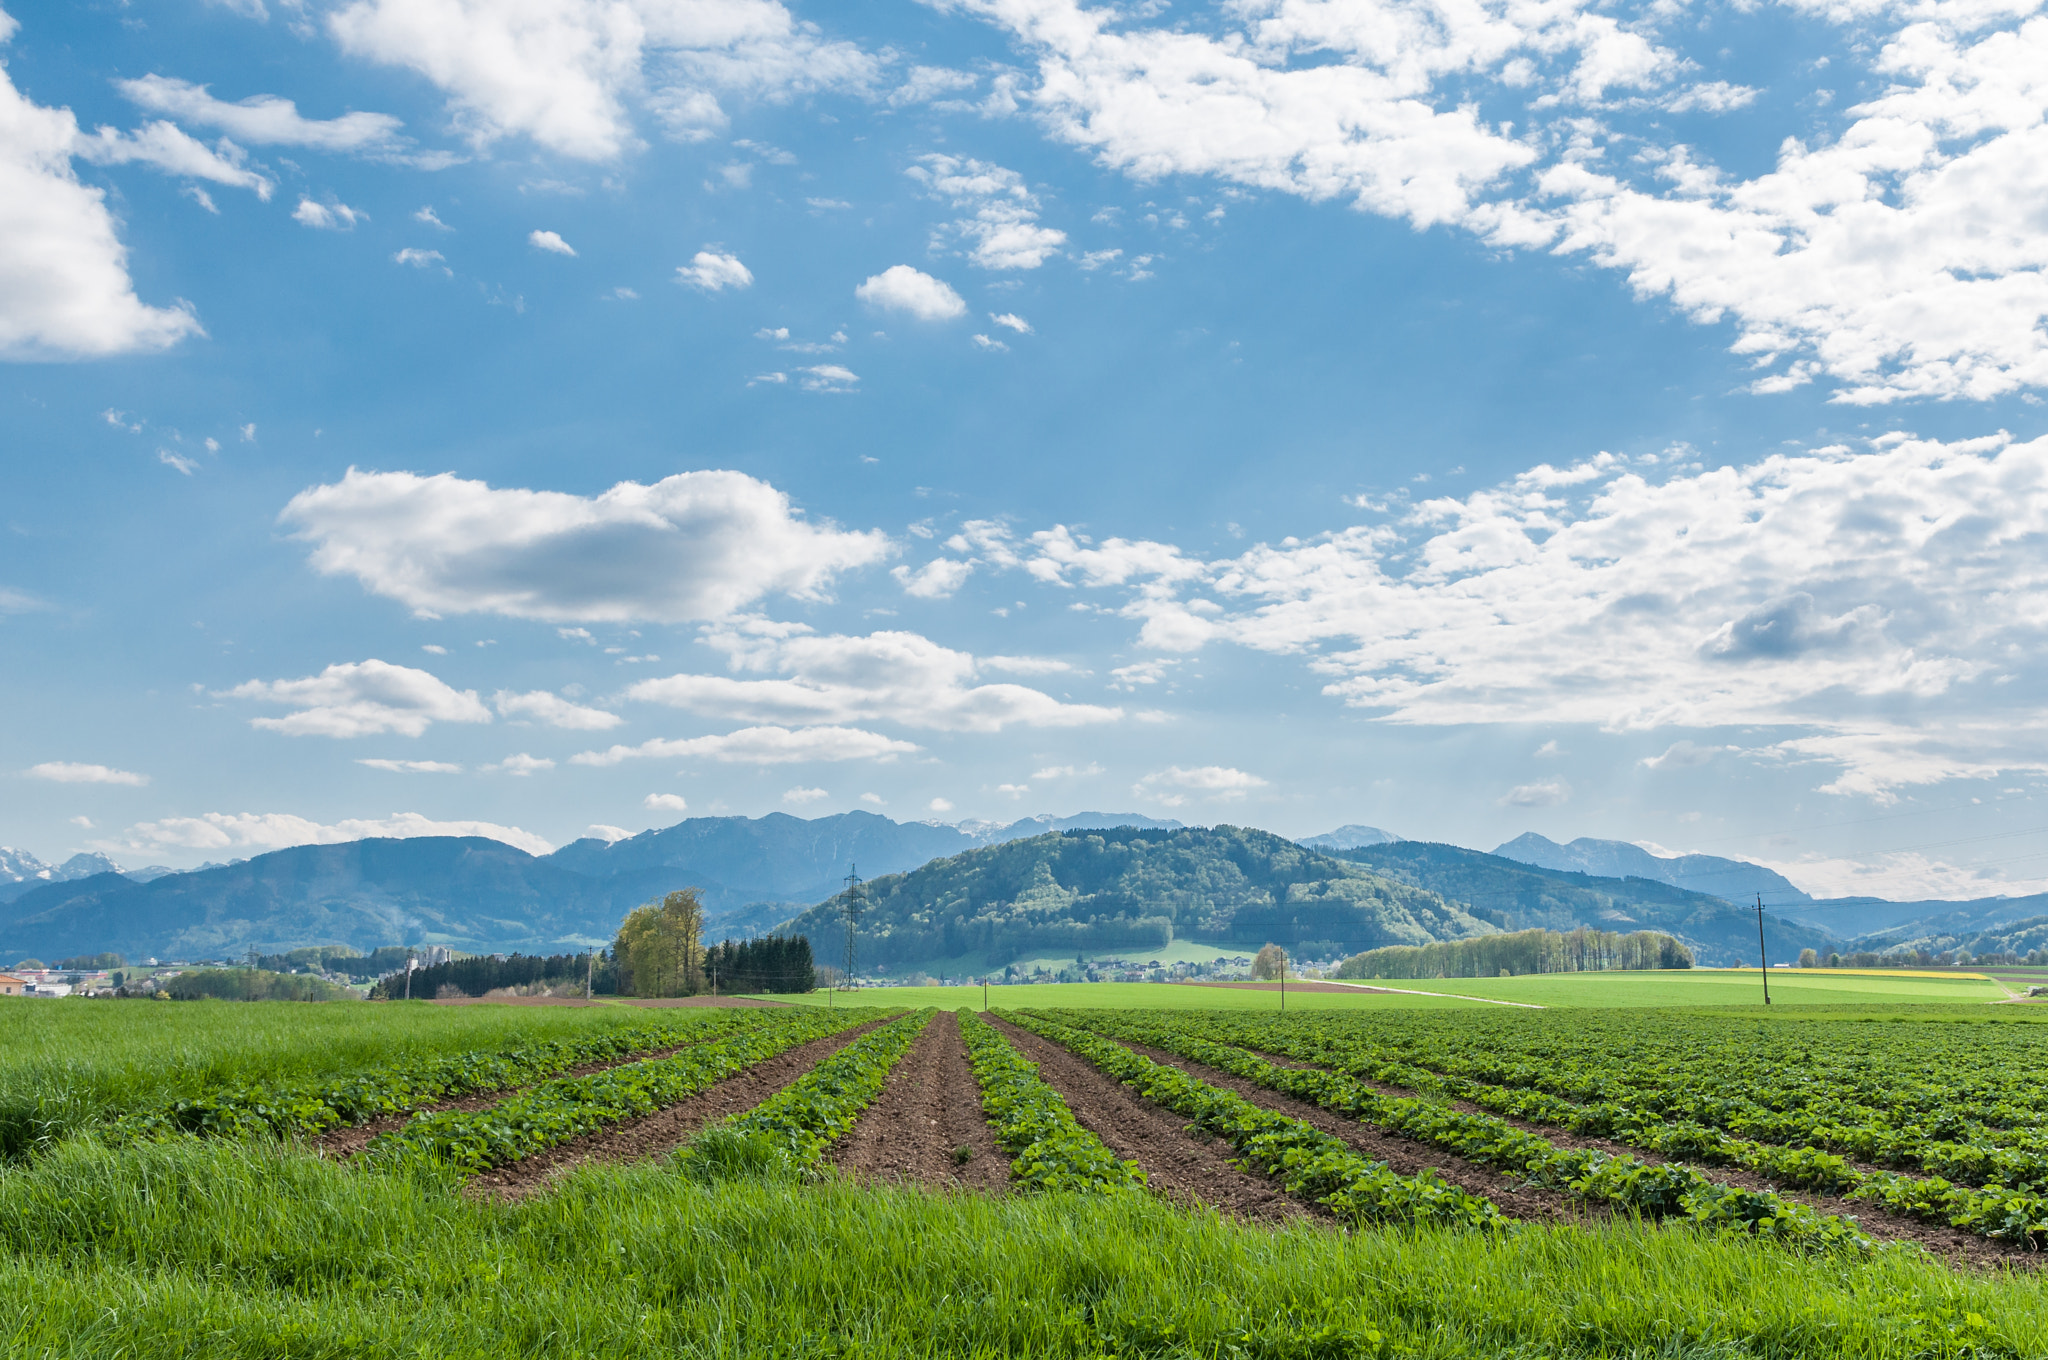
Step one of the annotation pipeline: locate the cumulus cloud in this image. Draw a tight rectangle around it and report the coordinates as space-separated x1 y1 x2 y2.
27 761 148 786
588 822 633 841
907 154 1067 269
676 249 753 290
485 752 555 775
326 0 881 161
989 312 1032 333
570 724 919 765
1500 778 1571 807
1014 432 2048 797
493 689 623 729
394 248 446 268
624 620 1122 733
116 75 407 154
644 792 688 812
71 121 274 199
855 265 966 320
892 558 974 598
279 467 890 624
293 197 365 229
116 810 553 856
529 229 577 255
225 659 493 738
1133 764 1267 806
783 785 828 803
799 363 858 392
356 758 462 772
0 23 204 360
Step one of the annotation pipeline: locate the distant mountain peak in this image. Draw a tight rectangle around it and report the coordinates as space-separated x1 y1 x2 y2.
1298 825 1401 851
1491 833 1808 905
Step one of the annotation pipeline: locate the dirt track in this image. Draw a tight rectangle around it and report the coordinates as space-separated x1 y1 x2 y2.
832 1009 1009 1193
986 1016 1305 1223
469 1019 888 1200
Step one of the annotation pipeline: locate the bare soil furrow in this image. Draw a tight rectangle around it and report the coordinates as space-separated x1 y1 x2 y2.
470 1019 888 1201
1111 1037 1595 1226
832 1009 1008 1192
985 1016 1304 1223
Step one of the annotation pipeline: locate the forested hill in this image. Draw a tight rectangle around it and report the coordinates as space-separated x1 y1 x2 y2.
780 825 1499 971
1325 841 1832 967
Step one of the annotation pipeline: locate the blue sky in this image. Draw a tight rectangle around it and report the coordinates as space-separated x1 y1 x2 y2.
5 0 2048 900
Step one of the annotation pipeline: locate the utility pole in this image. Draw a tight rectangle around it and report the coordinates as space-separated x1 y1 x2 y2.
1756 894 1772 1005
585 950 593 1001
983 977 989 1012
403 946 415 1001
1280 949 1286 1013
841 863 866 997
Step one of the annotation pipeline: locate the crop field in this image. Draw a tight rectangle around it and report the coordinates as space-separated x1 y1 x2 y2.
4 994 2046 1358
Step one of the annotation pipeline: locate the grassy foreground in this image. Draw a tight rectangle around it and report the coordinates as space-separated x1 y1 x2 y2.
3 1136 2041 1359
766 968 2014 1012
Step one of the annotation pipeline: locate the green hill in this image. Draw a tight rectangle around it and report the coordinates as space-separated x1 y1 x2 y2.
780 825 1498 972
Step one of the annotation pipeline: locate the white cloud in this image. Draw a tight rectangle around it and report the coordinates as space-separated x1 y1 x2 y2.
326 0 880 161
116 810 553 857
625 621 1122 733
644 792 689 812
587 822 633 841
486 752 555 775
1133 764 1267 805
782 785 828 804
280 467 890 624
799 363 858 392
982 655 1072 675
859 791 884 804
972 334 1009 352
1031 433 2048 798
158 449 198 475
494 689 623 729
0 25 204 360
225 659 493 738
676 249 753 291
293 197 365 229
1639 740 1720 770
855 265 967 321
907 154 1068 270
1032 761 1103 779
356 758 463 773
71 121 274 199
529 229 577 256
892 558 974 598
928 796 954 812
989 311 1032 334
416 206 452 229
394 248 446 268
996 782 1030 795
1500 778 1571 807
115 75 406 154
890 65 979 106
571 724 920 765
27 761 148 786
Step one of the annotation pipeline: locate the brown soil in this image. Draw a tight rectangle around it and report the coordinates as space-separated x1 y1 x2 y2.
1113 1038 1597 1226
985 1016 1305 1223
832 1010 1009 1193
311 1036 714 1160
469 1019 888 1200
1246 1044 2041 1268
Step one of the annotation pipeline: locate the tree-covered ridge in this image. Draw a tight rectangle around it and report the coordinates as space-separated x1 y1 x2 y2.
781 825 1498 971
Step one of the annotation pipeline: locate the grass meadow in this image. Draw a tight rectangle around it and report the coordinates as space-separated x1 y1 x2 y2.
3 1135 2042 1359
767 968 2017 1012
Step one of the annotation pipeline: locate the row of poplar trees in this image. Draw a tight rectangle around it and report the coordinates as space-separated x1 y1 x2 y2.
611 888 815 997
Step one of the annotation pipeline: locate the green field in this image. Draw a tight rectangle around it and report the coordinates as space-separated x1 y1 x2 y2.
767 966 2016 1011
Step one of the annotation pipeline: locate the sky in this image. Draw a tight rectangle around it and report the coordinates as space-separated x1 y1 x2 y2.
4 0 2048 901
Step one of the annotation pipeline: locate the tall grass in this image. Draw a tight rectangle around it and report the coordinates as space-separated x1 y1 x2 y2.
2 1136 2040 1358
0 999 694 1158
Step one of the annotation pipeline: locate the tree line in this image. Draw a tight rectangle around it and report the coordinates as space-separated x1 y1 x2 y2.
611 889 814 996
367 951 605 1000
1337 927 1694 980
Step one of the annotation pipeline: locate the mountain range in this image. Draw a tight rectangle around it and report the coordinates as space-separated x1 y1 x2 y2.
2 812 2038 971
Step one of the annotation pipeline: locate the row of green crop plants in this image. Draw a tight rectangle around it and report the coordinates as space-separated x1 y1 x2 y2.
1073 1009 2048 1248
1193 1010 2048 1214
1021 1009 1881 1250
99 1007 777 1149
